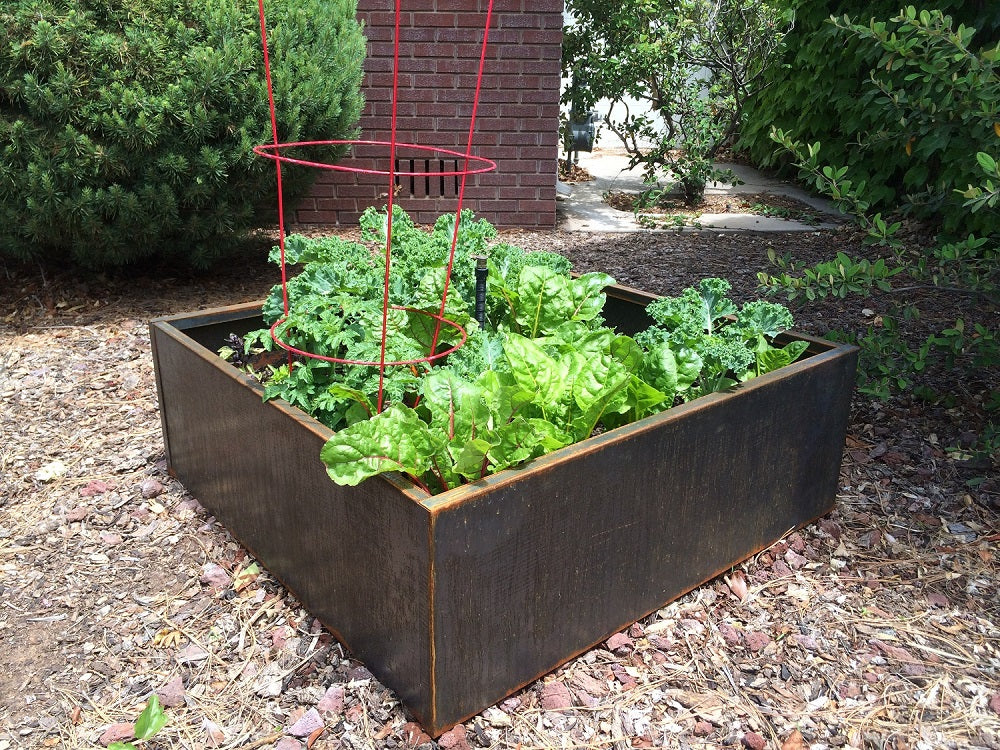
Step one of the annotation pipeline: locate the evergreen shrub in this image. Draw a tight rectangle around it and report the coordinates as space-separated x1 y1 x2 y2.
0 0 365 267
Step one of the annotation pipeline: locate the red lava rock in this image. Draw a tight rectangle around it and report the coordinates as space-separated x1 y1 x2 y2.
539 680 574 710
881 450 908 465
65 505 90 522
649 635 673 651
873 639 918 663
348 666 373 682
317 684 345 715
203 718 225 746
176 498 205 514
742 730 766 750
787 532 806 553
611 663 637 689
157 675 185 708
794 634 819 651
989 693 1000 716
275 739 304 750
719 623 743 647
98 722 134 746
438 725 471 750
175 643 209 665
402 721 432 747
863 671 881 683
140 478 165 499
838 682 862 699
771 560 792 577
288 708 323 738
693 721 714 736
271 625 294 651
783 549 809 569
926 592 949 608
744 632 771 653
606 632 634 654
781 729 807 750
902 663 927 677
818 519 842 541
199 563 231 593
628 623 645 638
100 531 123 546
80 480 111 497
570 672 607 697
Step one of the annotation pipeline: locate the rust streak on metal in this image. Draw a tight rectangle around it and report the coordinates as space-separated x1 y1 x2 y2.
427 508 437 733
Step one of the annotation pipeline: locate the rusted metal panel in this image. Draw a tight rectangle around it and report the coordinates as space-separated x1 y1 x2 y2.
150 286 857 735
429 340 855 725
151 317 434 721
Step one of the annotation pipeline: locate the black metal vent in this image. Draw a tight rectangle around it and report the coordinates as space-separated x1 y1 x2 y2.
394 158 462 197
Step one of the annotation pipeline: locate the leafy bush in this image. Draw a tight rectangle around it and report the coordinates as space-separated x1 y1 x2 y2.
740 1 1000 228
562 0 789 204
0 0 365 267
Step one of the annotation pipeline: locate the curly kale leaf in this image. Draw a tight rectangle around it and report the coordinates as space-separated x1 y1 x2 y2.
733 300 794 340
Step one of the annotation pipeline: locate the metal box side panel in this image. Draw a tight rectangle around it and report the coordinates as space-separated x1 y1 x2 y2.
429 341 856 729
150 320 434 721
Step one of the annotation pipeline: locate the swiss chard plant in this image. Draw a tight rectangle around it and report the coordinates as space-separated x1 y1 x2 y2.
224 208 806 494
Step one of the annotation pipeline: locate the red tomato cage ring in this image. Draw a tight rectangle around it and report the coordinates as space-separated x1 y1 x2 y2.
252 140 498 177
268 307 468 368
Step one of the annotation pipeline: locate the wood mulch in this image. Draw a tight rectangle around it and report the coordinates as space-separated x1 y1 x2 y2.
602 191 825 226
1 224 997 750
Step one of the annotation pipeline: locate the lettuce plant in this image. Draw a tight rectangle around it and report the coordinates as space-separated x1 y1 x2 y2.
226 208 805 494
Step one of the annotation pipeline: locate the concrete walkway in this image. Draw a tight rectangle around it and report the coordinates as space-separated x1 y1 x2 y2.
557 149 844 233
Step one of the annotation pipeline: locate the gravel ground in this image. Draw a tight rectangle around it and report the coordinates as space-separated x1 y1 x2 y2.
1 224 997 750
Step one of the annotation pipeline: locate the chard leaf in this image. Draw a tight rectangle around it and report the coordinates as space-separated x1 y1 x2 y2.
489 417 572 471
452 438 494 480
320 404 438 486
568 272 615 321
627 376 669 418
502 334 565 409
515 266 572 337
643 342 679 397
752 339 809 377
568 351 631 440
325 384 375 418
674 346 704 392
551 321 613 354
477 370 533 427
421 370 485 442
610 335 644 371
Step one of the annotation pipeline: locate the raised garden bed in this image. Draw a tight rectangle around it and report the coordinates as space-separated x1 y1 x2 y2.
150 283 857 736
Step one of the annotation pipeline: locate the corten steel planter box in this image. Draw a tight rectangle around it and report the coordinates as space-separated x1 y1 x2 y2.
150 285 857 735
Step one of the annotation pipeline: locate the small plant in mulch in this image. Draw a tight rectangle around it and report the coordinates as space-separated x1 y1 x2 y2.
108 696 168 750
558 161 595 183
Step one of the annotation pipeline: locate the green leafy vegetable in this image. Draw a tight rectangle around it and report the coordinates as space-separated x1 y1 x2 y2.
224 209 807 495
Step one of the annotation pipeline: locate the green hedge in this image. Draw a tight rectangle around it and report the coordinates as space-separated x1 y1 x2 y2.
740 2 1000 223
0 0 365 267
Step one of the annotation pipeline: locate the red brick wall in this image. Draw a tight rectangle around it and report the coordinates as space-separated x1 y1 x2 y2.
292 0 563 228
